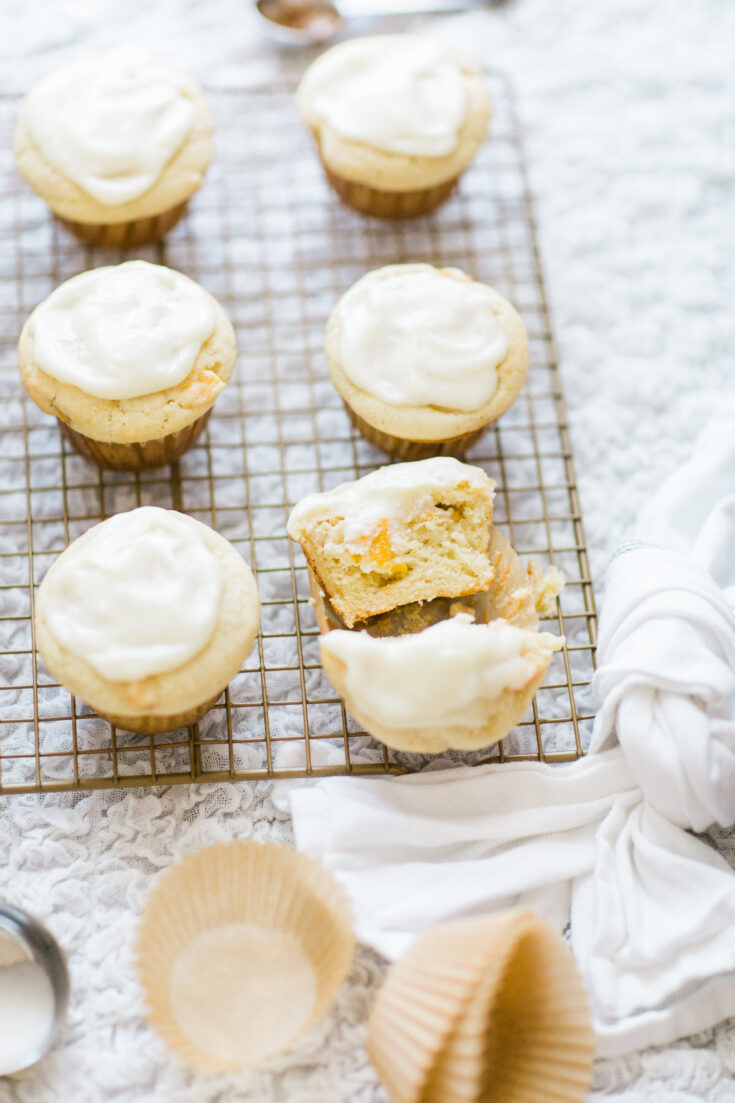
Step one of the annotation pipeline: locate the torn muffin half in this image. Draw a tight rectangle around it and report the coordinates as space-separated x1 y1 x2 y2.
288 458 565 753
319 612 563 753
287 456 496 628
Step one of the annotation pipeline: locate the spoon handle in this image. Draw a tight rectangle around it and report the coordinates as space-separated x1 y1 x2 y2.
342 0 500 15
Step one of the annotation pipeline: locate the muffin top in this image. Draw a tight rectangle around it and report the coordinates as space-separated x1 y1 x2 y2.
19 261 236 443
40 507 223 682
330 264 511 413
299 36 467 158
327 265 529 442
15 48 213 223
287 456 493 543
298 35 490 190
22 48 195 206
36 507 260 716
29 261 216 400
320 612 561 731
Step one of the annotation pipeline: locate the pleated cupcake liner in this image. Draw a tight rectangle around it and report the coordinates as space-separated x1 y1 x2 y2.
321 165 459 220
342 402 487 462
367 910 594 1103
136 841 354 1073
58 408 211 472
95 691 220 735
57 200 188 249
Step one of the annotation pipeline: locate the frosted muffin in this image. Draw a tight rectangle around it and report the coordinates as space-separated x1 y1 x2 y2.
14 47 213 247
320 613 562 753
287 457 496 628
35 507 260 735
297 35 490 218
327 264 529 459
18 260 236 471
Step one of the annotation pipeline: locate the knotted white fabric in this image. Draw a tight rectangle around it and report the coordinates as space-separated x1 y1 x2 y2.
285 405 735 1058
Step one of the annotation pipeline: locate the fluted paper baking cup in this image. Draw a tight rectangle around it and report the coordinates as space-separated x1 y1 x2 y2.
95 692 220 735
343 403 486 461
57 200 188 248
59 409 211 472
321 166 459 220
308 525 538 639
367 910 593 1103
137 841 354 1073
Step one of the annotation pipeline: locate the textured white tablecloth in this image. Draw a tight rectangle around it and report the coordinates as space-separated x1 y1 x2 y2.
2 1 735 1099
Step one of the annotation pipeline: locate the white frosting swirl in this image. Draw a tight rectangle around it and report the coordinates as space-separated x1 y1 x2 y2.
42 508 223 682
24 47 195 205
299 37 466 157
321 614 560 730
288 457 493 548
335 265 510 412
30 261 216 400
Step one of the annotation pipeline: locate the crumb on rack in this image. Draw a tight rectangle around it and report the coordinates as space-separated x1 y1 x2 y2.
527 562 565 618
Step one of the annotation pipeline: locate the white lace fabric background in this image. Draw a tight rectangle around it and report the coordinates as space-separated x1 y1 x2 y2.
1 0 735 1100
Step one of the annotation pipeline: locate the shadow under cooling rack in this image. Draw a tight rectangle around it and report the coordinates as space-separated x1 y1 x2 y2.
0 74 597 794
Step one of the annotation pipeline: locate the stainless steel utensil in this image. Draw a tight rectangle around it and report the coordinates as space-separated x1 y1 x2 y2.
0 904 69 1077
255 0 497 48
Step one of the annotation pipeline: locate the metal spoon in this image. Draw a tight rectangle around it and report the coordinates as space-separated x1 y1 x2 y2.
256 0 345 45
255 0 499 48
0 904 69 1077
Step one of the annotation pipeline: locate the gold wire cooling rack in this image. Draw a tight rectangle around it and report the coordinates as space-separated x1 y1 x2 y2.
0 74 596 795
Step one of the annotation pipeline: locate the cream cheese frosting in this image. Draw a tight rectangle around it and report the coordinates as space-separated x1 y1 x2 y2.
335 265 510 412
298 37 466 158
41 507 223 682
29 261 216 401
287 457 494 547
23 48 195 206
320 613 560 730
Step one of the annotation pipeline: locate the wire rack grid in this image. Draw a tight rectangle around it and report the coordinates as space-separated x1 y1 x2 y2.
0 73 597 796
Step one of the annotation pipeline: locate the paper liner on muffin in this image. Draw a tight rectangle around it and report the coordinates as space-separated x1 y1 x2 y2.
137 841 355 1073
94 690 221 735
343 403 486 461
367 909 594 1103
59 408 211 472
322 163 459 220
57 200 189 248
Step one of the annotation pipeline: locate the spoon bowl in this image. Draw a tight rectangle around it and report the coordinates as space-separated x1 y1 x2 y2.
0 904 69 1077
255 0 344 47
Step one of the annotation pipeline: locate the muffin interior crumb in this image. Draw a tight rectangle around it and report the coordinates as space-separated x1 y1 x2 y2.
297 481 494 626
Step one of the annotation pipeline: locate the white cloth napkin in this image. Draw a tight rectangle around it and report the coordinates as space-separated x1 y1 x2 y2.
285 405 735 1058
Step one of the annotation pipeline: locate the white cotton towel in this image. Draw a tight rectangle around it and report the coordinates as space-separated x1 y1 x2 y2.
592 546 735 831
286 403 735 1058
291 750 634 959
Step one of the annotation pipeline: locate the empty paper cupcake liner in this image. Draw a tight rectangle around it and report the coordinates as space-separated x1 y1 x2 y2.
57 201 189 249
137 841 354 1074
368 909 594 1103
343 403 486 461
59 409 211 472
